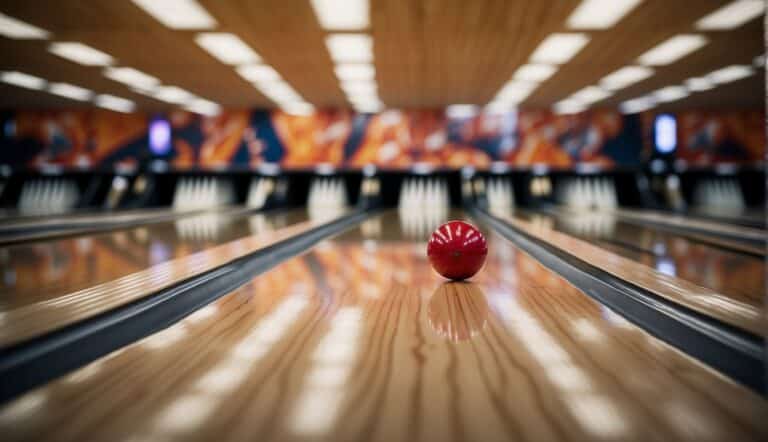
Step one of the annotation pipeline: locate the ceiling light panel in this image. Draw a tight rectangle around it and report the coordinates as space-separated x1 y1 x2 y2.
570 86 611 104
707 65 755 83
48 82 93 101
554 99 586 114
95 94 136 113
685 76 715 91
0 71 46 90
310 0 369 30
637 35 708 66
567 0 643 29
104 67 160 89
326 34 373 63
49 42 115 66
335 63 375 81
513 64 557 82
131 0 217 29
620 96 655 114
195 33 261 65
0 13 50 39
696 0 764 30
599 66 654 90
185 98 221 116
653 86 688 102
237 64 282 83
530 33 590 64
155 86 195 104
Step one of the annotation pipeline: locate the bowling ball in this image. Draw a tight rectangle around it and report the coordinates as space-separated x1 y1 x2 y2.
427 220 487 280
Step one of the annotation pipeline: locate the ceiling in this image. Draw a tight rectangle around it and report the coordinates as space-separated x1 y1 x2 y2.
0 0 763 112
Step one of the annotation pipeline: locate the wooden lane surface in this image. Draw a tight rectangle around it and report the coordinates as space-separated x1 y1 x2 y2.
498 212 764 336
0 210 335 348
517 210 765 308
0 209 307 311
1 210 766 442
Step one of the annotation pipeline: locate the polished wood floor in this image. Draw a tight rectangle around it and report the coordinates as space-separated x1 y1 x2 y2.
2 211 766 441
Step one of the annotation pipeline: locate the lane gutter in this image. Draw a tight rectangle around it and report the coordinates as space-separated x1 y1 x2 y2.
470 205 765 396
0 208 374 403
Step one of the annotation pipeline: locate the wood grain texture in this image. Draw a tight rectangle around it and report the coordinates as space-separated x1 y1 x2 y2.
0 209 325 347
0 0 761 109
518 210 765 308
498 212 764 335
1 210 766 441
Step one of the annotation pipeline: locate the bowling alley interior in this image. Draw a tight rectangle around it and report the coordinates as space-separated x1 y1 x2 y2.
0 0 766 441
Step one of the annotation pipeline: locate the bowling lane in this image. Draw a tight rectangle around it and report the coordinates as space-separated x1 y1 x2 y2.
2 210 766 442
519 209 765 309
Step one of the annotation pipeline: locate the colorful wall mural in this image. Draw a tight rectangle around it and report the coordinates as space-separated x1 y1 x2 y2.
0 108 762 170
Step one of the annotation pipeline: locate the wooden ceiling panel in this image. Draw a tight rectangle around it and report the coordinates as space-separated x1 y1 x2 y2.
0 0 763 111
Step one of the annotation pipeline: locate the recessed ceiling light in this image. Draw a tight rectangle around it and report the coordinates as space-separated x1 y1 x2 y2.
155 86 195 104
340 79 377 95
446 105 479 119
335 63 375 81
620 96 655 114
707 65 755 83
49 42 115 66
185 98 221 116
484 102 516 114
495 80 538 102
281 102 315 116
530 33 590 64
310 0 369 30
354 102 383 113
695 0 764 30
637 35 708 66
599 66 654 90
0 71 46 90
104 67 160 89
131 0 216 29
258 81 303 102
325 34 373 63
684 77 715 91
554 99 586 115
48 82 93 101
95 94 135 113
195 33 261 65
570 86 611 104
0 13 50 39
513 64 557 82
567 0 643 29
236 64 281 83
653 86 688 102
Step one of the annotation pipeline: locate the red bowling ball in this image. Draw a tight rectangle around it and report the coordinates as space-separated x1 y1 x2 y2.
427 220 488 280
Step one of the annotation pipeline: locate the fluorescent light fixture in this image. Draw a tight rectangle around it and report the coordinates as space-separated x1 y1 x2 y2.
485 102 515 114
104 67 159 89
695 0 764 30
281 102 315 116
310 0 369 30
340 79 377 95
354 102 383 113
325 34 372 63
599 66 654 90
0 71 46 90
495 80 538 102
637 35 708 66
513 64 557 82
684 76 715 91
95 94 135 113
185 98 221 116
707 65 754 83
335 63 375 81
49 42 114 66
653 86 688 102
0 13 50 39
570 86 611 104
48 82 93 101
445 105 479 119
155 86 195 104
348 95 381 106
620 96 655 114
530 33 589 64
236 64 281 83
195 33 261 65
554 99 586 114
258 81 303 102
131 0 216 29
567 0 642 29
